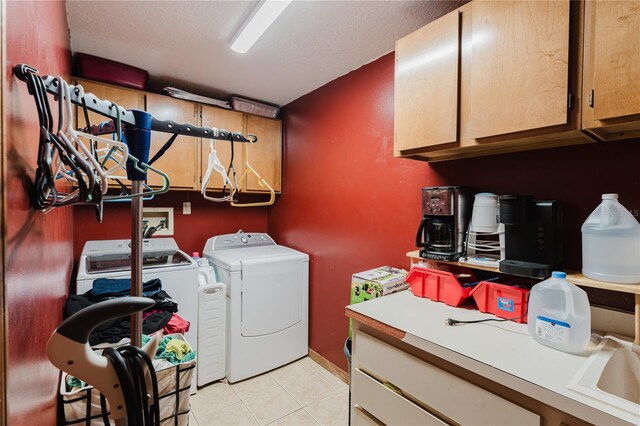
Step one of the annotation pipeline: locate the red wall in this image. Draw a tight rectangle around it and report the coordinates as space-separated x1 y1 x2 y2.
5 1 73 424
271 53 640 371
269 53 431 369
73 192 268 261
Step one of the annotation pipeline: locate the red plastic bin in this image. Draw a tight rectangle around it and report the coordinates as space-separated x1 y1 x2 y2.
406 267 475 307
470 281 529 323
75 53 149 90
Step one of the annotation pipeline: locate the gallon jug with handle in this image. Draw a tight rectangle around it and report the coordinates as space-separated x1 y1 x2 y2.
582 194 640 284
197 258 216 287
192 252 216 287
527 271 591 354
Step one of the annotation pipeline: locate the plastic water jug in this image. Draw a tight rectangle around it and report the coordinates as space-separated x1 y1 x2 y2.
582 194 640 284
197 258 215 287
527 271 591 354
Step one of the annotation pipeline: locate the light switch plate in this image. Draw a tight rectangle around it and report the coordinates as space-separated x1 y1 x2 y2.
142 207 174 236
183 202 191 215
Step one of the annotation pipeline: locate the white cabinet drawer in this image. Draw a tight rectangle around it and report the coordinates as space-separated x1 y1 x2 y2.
352 369 449 425
354 331 540 426
352 405 382 426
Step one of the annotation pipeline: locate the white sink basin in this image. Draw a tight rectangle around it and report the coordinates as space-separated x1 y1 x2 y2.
568 335 640 417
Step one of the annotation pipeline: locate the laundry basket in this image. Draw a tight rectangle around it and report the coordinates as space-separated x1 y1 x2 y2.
59 334 196 426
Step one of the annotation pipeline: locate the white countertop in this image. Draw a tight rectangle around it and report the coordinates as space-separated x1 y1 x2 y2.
347 290 638 425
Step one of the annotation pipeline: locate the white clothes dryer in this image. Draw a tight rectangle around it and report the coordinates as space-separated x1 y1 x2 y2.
203 232 309 383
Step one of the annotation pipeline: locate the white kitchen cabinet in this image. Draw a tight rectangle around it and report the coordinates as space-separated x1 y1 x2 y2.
352 369 449 425
347 291 635 426
352 330 540 426
351 405 381 426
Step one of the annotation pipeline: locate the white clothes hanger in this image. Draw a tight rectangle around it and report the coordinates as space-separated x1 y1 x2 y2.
44 80 130 213
72 83 129 185
43 78 98 211
201 139 235 202
61 80 107 194
75 130 129 182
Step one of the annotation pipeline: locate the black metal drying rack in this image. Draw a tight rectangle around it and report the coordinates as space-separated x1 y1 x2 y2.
14 64 257 346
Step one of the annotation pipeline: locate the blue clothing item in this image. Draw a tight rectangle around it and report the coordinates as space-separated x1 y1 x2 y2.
89 278 162 299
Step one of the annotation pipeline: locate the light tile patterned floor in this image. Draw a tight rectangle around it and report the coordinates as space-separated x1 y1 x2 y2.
189 357 349 426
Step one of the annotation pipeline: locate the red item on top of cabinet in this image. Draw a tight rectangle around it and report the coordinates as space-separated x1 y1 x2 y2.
406 266 475 307
470 281 529 323
75 53 149 90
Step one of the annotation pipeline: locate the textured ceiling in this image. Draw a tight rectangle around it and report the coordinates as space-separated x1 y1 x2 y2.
66 0 463 106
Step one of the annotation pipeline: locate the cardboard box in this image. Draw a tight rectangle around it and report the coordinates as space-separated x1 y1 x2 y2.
351 266 408 303
349 266 408 336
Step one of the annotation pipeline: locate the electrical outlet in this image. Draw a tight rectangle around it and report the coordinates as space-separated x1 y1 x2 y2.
183 202 191 215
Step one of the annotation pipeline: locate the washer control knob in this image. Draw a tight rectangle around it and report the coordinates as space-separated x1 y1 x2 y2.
241 237 248 244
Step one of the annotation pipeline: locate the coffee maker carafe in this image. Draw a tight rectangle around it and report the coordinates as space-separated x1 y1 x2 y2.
416 187 472 261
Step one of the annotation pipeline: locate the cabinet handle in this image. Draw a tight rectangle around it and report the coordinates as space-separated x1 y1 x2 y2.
589 89 595 108
382 381 404 397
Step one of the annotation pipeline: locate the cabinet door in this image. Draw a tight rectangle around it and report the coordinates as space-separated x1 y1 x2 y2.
244 115 282 193
591 0 640 120
145 94 198 189
200 106 244 191
394 10 460 152
469 0 571 138
74 79 144 133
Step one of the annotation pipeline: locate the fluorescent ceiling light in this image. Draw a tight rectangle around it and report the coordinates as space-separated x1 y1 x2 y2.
231 0 292 54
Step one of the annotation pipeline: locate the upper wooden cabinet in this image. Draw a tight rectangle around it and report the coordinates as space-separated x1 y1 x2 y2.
200 108 282 194
72 79 283 193
582 0 640 140
75 79 144 130
395 10 460 151
395 0 590 162
469 0 571 138
145 94 199 189
245 115 282 193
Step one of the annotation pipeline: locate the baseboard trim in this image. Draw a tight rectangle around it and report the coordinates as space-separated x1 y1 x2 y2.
308 348 349 384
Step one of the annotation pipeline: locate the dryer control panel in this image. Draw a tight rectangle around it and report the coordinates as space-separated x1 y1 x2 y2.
205 232 276 251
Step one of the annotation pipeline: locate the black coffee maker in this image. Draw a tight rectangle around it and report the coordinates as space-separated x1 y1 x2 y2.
416 186 472 261
499 195 562 278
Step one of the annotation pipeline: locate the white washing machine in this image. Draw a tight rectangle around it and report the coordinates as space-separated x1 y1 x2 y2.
76 238 199 390
203 232 309 383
